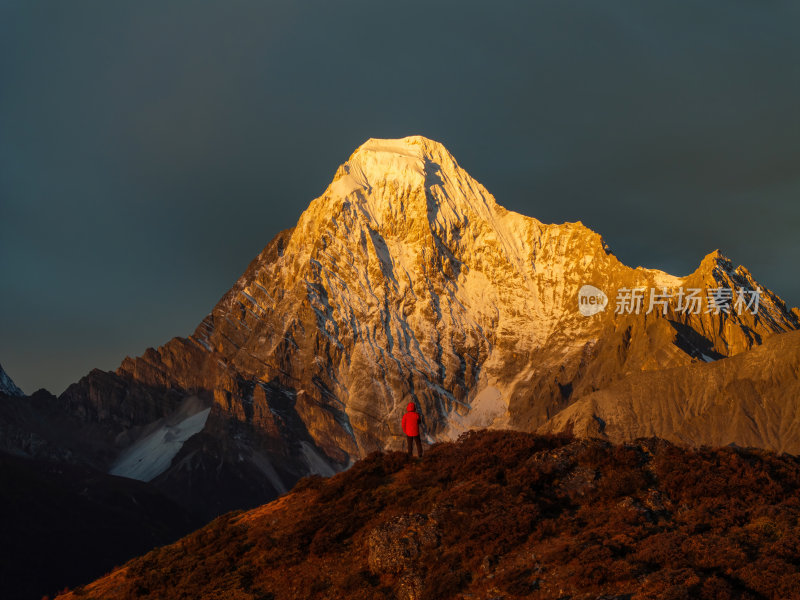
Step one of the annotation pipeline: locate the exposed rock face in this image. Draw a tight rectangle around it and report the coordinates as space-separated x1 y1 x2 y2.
56 369 323 518
0 389 83 464
15 136 800 515
106 137 796 445
540 328 800 453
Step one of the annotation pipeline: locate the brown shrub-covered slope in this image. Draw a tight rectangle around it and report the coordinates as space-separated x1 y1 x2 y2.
58 430 800 600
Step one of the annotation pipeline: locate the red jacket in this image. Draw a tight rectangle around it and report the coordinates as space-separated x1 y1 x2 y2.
401 403 421 437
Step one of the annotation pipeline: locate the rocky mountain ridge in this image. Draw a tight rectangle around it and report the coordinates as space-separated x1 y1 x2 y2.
109 137 797 454
541 328 800 453
5 135 799 518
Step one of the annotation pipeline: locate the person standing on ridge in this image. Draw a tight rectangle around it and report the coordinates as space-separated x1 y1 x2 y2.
402 402 423 457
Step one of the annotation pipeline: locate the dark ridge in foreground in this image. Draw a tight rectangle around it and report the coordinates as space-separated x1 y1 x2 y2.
59 430 800 600
0 453 201 600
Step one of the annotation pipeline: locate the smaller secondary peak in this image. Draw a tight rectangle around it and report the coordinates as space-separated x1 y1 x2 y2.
684 249 739 284
0 362 24 397
699 249 734 270
703 248 726 261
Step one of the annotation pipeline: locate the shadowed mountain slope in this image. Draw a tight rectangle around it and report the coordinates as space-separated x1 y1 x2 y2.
0 453 200 600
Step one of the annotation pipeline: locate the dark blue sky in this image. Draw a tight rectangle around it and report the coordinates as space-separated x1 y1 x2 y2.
2 1 799 394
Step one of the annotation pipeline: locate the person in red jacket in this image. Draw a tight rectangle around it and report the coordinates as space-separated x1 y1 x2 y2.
402 402 423 457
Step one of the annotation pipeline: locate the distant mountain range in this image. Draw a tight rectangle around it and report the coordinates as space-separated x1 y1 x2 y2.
2 134 799 523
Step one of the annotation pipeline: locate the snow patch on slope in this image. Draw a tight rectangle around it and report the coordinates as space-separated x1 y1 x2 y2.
249 451 288 494
110 398 211 482
443 386 509 440
641 268 685 289
300 441 337 477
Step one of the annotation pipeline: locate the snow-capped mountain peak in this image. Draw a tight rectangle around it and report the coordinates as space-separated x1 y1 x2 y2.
174 136 799 453
15 135 800 521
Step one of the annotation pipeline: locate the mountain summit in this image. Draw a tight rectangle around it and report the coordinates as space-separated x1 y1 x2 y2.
12 136 800 517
